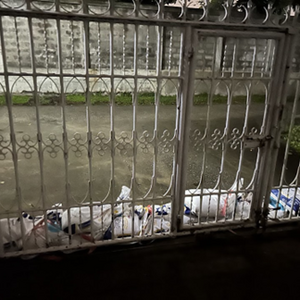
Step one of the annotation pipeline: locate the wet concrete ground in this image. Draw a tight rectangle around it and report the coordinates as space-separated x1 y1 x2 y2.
0 103 299 213
0 226 300 300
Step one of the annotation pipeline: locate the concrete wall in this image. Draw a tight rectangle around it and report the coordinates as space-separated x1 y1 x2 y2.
0 4 287 97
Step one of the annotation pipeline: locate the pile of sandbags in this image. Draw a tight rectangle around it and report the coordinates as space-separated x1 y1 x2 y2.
5 179 286 257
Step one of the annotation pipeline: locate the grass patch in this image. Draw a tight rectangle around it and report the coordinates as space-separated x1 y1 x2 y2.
0 93 267 106
194 94 266 105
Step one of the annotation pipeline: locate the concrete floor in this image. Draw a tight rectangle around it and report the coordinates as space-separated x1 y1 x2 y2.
0 226 300 300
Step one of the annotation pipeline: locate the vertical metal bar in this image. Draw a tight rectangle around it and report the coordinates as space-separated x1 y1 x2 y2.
197 36 218 225
251 39 258 78
152 23 163 208
55 0 60 12
146 26 149 74
109 22 115 240
250 34 287 223
232 86 251 221
0 17 26 249
168 29 173 76
214 84 232 222
57 18 72 243
131 23 138 238
82 1 94 242
70 20 75 74
214 38 238 222
278 82 300 188
14 17 22 73
122 25 126 75
230 39 238 78
97 22 101 74
43 19 50 73
173 26 195 232
27 16 49 246
265 33 298 219
229 38 258 213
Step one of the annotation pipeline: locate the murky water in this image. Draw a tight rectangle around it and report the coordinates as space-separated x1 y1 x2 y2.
0 104 297 213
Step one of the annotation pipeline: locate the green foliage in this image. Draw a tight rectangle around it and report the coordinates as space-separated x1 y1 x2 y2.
284 125 300 154
0 93 267 106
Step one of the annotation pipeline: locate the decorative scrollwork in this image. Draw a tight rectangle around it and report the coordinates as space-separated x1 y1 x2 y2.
138 130 153 154
209 129 223 150
158 130 173 154
17 134 37 159
138 0 160 19
31 0 55 11
116 131 132 156
0 0 296 26
0 0 26 9
229 128 242 150
190 129 205 152
44 134 62 158
69 133 87 157
60 0 83 13
248 127 258 136
0 135 11 160
94 132 110 156
115 0 136 17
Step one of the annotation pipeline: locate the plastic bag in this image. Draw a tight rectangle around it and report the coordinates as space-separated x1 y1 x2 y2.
1 213 36 249
271 188 300 216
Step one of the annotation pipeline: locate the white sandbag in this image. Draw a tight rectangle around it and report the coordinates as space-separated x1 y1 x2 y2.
235 200 251 220
114 186 132 217
23 218 68 250
1 213 36 249
183 214 198 225
113 202 132 218
113 214 141 237
61 204 112 240
143 216 170 236
46 203 64 219
184 191 237 219
234 192 288 220
184 180 243 219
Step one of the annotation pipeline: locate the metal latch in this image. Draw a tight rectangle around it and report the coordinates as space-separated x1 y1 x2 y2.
243 134 273 149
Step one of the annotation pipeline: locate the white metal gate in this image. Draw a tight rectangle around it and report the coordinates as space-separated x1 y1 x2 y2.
176 28 289 231
0 0 298 257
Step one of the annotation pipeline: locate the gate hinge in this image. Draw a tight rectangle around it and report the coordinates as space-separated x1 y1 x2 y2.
243 134 273 149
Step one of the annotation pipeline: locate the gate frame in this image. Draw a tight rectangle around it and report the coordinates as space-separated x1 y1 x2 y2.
173 25 297 233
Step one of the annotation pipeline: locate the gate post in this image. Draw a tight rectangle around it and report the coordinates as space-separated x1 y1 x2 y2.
172 26 196 233
261 30 299 227
250 29 298 229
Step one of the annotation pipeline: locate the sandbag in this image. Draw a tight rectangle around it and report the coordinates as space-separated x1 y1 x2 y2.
1 213 36 249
